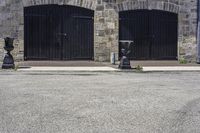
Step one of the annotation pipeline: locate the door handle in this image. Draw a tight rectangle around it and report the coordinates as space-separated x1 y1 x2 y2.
63 33 67 37
57 33 67 37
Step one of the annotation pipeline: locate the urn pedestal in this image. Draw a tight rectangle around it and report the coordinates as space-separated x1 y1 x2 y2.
2 37 15 69
119 40 133 69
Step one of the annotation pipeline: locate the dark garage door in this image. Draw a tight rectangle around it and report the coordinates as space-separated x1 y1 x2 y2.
24 5 94 60
119 10 178 60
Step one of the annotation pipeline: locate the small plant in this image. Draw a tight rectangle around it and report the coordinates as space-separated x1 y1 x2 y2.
135 65 143 71
179 58 187 64
14 64 19 71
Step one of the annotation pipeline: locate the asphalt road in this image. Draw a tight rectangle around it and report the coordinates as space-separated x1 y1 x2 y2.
0 71 200 133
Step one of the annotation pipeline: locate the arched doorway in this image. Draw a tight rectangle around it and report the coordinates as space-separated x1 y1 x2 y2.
119 10 178 60
24 5 94 60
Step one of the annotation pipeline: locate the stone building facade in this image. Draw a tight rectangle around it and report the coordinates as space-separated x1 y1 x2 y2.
0 0 198 62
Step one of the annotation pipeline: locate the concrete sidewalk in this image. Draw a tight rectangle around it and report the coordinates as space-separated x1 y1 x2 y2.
16 66 200 72
17 66 119 72
1 61 200 72
15 60 200 67
142 66 200 72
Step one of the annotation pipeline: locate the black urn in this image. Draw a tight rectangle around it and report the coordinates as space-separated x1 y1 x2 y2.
119 40 133 69
2 37 15 69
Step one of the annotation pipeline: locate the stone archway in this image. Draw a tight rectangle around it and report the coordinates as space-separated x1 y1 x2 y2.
22 0 96 10
116 1 180 14
113 0 192 61
21 0 96 61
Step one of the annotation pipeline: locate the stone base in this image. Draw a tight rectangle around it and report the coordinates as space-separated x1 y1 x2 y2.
119 65 131 69
2 53 15 69
2 64 15 69
119 56 131 69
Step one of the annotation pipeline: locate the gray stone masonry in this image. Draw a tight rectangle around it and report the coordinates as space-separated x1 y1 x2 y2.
0 0 198 62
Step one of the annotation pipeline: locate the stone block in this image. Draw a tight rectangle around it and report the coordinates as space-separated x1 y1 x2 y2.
96 5 104 11
107 22 115 29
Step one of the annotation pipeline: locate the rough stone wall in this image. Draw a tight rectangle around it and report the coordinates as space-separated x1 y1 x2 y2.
0 0 198 62
95 0 198 62
95 0 119 61
0 38 4 60
0 0 24 61
178 0 198 62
